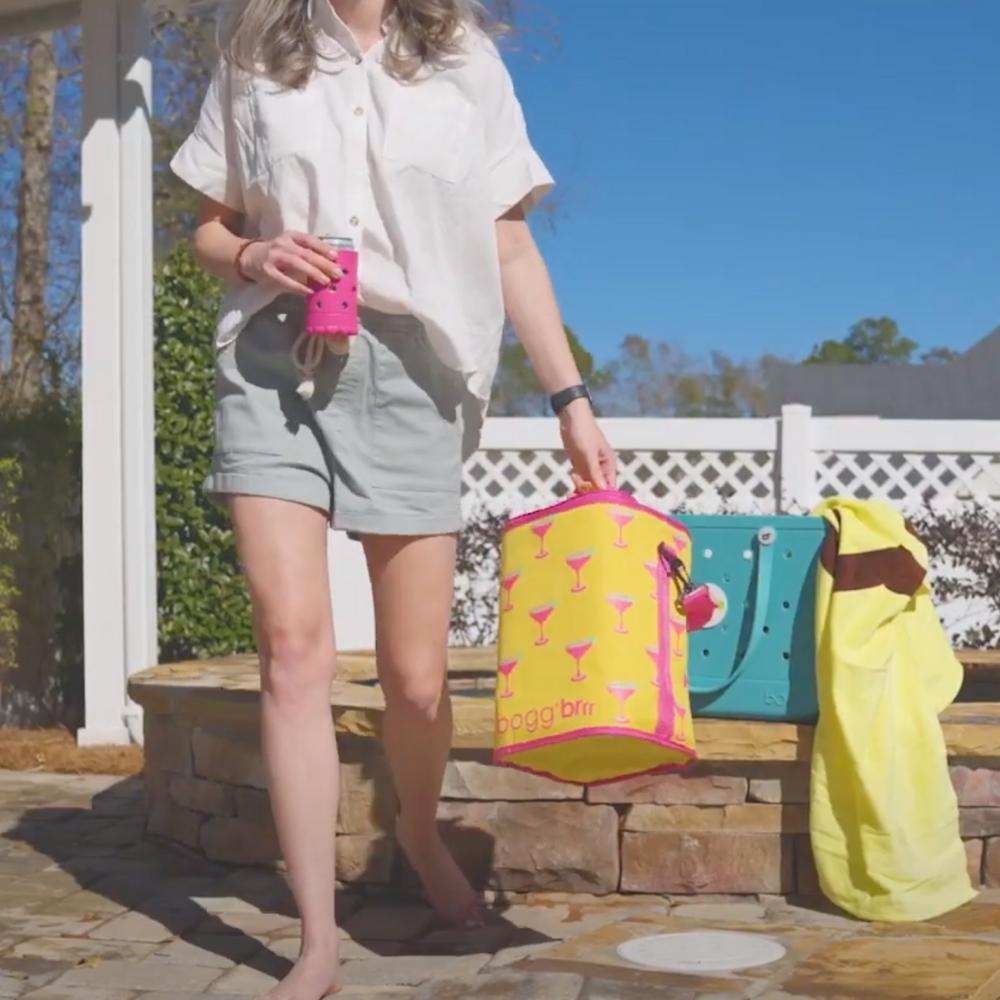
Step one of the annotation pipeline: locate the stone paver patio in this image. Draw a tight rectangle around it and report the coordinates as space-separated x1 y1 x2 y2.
3 769 1000 999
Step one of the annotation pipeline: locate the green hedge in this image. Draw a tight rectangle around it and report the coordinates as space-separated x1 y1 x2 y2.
155 244 254 660
0 398 82 724
0 457 21 678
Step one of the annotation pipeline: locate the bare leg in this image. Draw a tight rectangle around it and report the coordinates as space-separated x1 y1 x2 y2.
229 496 341 1000
362 533 483 927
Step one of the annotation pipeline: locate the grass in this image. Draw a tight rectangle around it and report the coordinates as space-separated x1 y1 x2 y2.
0 728 144 776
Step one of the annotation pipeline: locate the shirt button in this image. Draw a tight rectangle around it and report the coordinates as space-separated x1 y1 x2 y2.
349 216 360 226
354 106 364 116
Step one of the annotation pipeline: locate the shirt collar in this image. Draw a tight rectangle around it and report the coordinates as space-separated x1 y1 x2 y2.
310 0 387 61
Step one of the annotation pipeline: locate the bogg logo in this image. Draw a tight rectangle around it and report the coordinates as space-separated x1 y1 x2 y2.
496 698 595 737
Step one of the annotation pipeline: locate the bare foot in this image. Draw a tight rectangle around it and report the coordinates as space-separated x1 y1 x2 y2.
259 934 341 1000
397 816 485 928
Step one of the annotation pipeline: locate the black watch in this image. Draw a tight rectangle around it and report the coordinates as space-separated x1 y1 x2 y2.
550 383 592 415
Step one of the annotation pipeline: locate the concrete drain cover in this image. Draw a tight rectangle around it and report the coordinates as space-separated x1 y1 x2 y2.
617 930 786 974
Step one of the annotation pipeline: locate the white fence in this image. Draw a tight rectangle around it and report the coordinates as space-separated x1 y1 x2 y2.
331 406 1000 649
463 405 1000 516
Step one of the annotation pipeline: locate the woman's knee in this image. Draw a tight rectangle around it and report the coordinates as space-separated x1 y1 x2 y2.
384 667 447 723
259 622 334 706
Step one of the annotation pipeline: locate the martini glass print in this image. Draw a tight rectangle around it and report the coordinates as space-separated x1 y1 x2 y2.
645 645 659 687
643 561 659 600
566 550 593 593
608 509 635 549
670 618 686 657
566 639 593 683
608 682 638 724
531 519 554 559
607 594 635 635
501 570 520 613
497 656 519 699
530 604 555 646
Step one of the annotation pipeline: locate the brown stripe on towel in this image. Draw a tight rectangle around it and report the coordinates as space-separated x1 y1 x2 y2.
820 521 926 597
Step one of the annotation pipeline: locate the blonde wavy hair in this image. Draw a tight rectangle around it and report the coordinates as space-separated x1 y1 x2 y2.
222 0 490 87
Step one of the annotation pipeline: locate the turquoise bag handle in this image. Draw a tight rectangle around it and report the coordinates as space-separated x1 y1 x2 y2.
687 527 776 697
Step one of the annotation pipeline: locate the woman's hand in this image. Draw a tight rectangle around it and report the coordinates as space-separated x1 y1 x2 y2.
559 398 617 491
240 231 342 295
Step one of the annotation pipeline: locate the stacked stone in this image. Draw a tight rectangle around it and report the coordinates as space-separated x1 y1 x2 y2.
142 709 1000 895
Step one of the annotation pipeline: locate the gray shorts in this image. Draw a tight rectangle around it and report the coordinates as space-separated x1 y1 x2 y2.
207 297 480 536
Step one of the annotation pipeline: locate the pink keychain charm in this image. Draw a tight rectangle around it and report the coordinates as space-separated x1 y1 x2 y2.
658 542 728 633
682 583 728 632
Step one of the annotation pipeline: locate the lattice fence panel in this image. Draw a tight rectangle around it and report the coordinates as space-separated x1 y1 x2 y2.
462 448 777 517
816 452 1000 511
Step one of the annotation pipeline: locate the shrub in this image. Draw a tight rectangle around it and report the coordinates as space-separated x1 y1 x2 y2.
451 507 505 646
0 398 82 725
911 502 1000 648
154 243 254 660
0 458 21 681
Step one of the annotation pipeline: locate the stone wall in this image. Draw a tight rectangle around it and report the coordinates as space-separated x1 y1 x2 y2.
141 709 1000 896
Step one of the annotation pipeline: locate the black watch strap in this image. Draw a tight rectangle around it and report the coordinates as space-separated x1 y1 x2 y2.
550 383 591 415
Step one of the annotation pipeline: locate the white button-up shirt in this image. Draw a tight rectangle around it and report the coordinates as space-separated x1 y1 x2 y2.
171 0 553 405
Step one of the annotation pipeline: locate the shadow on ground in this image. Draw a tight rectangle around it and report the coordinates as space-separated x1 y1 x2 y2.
0 771 554 992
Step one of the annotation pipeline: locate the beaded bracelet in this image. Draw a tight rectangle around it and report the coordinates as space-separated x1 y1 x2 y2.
234 238 263 283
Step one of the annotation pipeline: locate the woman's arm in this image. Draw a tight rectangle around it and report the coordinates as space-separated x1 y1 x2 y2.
497 206 617 489
193 197 341 293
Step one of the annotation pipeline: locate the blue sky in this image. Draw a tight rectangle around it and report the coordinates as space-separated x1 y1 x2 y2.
505 0 1000 365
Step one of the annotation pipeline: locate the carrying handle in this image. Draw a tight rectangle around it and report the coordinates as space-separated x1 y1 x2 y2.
681 527 776 698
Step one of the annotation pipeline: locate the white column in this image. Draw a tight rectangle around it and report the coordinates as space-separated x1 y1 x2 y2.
117 0 157 744
79 0 128 745
79 0 155 745
329 533 375 651
777 404 816 514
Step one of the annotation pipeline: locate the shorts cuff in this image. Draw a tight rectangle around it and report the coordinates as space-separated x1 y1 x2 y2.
205 470 331 514
334 507 462 537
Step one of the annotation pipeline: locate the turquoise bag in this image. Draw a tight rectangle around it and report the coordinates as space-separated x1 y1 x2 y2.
676 515 827 722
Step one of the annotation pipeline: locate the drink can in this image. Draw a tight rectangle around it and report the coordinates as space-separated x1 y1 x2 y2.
304 234 359 346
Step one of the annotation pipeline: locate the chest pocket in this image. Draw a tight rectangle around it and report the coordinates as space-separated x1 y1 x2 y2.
382 86 480 184
246 76 335 183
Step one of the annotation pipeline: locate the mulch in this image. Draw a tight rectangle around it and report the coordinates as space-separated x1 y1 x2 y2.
0 728 144 776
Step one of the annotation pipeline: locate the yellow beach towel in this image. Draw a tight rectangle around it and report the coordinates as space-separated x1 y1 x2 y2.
810 497 975 922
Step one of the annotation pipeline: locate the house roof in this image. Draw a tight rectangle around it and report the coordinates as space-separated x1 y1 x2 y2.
0 0 79 36
764 326 1000 418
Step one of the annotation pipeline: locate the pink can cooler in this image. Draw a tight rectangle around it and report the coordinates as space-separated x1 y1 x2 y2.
304 235 358 354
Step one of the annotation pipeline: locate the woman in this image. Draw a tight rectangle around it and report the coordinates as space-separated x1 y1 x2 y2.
172 0 616 997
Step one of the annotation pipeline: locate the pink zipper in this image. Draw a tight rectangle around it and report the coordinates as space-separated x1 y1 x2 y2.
504 488 689 536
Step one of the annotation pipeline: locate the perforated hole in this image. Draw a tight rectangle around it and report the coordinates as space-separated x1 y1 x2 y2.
783 651 790 660
782 601 791 610
784 550 793 560
762 625 770 635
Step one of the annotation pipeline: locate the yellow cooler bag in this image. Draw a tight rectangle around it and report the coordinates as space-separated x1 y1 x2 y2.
494 489 697 785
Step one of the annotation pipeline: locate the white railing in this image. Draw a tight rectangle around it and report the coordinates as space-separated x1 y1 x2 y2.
462 405 1000 516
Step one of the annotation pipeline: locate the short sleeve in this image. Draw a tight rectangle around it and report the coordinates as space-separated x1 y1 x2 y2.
478 42 554 217
170 60 245 213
